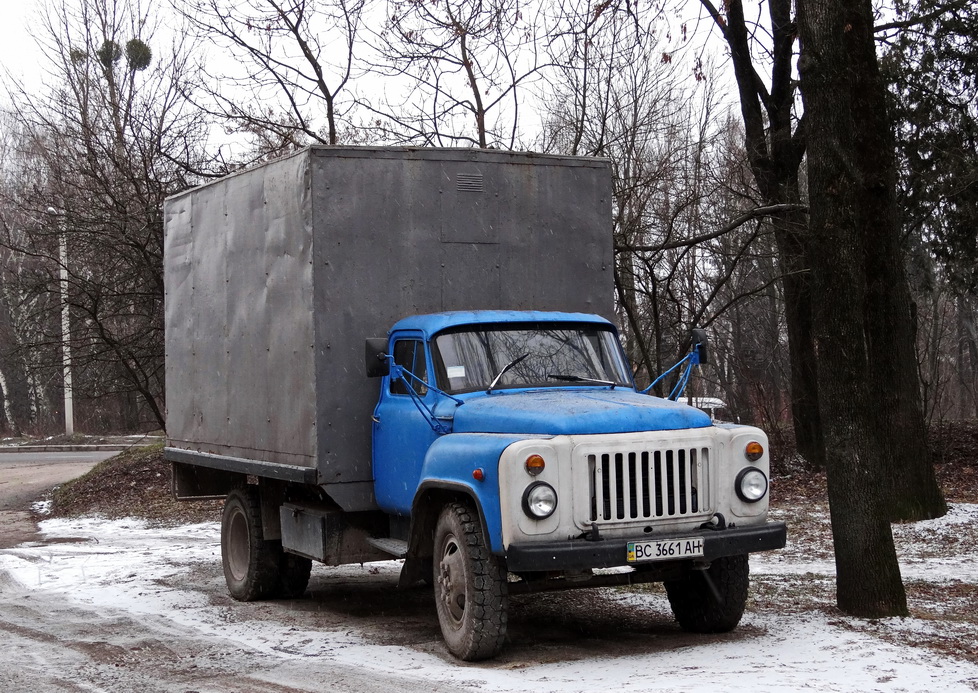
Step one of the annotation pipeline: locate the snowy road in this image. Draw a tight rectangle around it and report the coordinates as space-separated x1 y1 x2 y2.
0 450 116 548
2 510 978 693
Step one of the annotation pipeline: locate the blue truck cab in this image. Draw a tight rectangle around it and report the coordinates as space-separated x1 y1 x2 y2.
163 147 785 662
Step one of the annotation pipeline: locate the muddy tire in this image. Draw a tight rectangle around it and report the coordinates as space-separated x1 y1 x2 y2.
278 553 312 598
433 502 508 661
221 486 281 601
664 554 749 633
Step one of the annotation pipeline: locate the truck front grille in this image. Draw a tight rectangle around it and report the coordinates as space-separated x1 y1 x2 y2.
587 446 711 524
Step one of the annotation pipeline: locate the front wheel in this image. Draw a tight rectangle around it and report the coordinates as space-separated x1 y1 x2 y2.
433 502 508 661
664 554 750 633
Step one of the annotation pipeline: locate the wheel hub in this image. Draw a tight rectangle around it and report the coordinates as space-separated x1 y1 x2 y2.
438 536 466 624
226 510 249 581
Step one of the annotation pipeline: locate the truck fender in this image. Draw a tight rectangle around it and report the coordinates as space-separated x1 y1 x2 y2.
398 433 544 586
399 481 491 588
409 433 539 555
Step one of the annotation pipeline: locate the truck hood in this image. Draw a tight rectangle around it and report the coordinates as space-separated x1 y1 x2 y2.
441 389 712 435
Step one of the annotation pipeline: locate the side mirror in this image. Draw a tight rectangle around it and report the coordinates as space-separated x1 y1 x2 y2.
365 338 390 377
691 328 709 366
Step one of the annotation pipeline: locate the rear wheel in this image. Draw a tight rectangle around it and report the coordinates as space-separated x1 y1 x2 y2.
222 486 311 600
221 486 280 601
433 502 508 661
664 554 750 633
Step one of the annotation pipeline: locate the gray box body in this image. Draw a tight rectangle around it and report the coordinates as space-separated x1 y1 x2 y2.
164 147 613 509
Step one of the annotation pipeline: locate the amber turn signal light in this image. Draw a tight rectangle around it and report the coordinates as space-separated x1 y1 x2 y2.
525 454 546 475
745 441 764 462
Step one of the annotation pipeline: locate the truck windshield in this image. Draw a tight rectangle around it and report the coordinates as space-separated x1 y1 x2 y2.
432 323 632 394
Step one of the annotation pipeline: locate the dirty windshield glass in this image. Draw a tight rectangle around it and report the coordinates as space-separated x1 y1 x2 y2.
432 323 632 394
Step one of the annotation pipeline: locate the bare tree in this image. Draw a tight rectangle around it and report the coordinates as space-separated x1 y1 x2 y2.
368 0 548 148
1 0 209 432
172 0 561 152
174 0 366 156
542 8 704 381
541 13 793 428
693 0 824 470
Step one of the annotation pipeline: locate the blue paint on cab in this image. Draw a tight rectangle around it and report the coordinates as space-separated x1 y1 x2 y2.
447 388 711 435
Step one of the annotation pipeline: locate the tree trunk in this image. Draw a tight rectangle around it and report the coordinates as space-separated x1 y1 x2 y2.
963 299 978 418
840 0 947 522
797 0 908 617
718 0 826 469
772 207 825 469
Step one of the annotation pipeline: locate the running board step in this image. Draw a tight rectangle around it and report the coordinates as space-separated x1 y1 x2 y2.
366 537 408 558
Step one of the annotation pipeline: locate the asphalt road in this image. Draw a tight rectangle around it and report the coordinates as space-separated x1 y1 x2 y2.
0 450 115 548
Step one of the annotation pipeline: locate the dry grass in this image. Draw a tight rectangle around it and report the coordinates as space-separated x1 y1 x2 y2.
48 442 221 525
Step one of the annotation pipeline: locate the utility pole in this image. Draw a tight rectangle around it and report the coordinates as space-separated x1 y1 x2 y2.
48 207 73 436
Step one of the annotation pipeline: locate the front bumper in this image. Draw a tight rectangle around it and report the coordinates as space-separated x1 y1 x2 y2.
504 521 787 572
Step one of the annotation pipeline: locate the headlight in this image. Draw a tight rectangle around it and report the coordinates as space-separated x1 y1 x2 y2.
736 468 768 503
522 481 558 519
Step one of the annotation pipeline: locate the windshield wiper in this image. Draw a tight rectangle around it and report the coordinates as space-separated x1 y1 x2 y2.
548 374 617 389
487 352 529 394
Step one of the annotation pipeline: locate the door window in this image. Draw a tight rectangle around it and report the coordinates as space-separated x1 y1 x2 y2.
390 339 428 396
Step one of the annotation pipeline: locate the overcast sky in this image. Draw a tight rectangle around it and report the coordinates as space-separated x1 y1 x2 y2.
0 2 45 99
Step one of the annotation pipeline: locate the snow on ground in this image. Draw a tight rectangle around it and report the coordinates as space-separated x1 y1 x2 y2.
2 507 978 692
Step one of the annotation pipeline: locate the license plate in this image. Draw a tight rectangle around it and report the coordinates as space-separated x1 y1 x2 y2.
627 537 704 562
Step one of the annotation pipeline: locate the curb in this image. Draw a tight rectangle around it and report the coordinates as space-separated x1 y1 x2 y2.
0 443 158 454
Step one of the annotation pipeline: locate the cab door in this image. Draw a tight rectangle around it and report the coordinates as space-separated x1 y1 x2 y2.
372 332 439 515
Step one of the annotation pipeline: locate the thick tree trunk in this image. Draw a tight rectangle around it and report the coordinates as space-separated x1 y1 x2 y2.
842 9 947 522
797 0 908 617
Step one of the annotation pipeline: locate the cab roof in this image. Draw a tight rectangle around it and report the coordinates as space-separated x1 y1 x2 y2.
388 310 615 338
